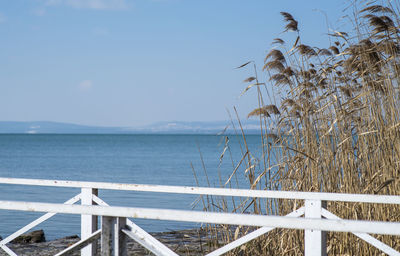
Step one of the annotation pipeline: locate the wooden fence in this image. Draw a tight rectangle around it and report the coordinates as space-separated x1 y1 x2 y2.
0 177 399 256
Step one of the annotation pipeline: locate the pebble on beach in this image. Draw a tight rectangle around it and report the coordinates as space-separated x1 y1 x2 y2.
0 228 215 256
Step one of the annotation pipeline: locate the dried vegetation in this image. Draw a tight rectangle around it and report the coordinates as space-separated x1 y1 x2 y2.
204 1 400 255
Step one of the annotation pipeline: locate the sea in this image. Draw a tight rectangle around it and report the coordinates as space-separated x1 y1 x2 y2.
0 134 263 240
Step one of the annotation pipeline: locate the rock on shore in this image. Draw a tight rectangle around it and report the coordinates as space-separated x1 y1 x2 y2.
10 230 46 244
0 229 215 256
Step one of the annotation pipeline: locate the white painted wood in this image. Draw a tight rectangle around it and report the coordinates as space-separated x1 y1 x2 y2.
93 195 178 256
322 209 400 256
114 218 127 256
124 220 178 256
0 245 18 256
121 229 178 256
54 229 101 256
91 194 109 206
1 177 400 205
1 177 400 255
206 207 305 256
1 200 400 235
305 200 327 256
81 188 98 256
0 193 81 246
100 217 127 256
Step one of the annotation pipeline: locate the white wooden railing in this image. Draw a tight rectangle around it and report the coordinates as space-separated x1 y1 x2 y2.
0 177 400 256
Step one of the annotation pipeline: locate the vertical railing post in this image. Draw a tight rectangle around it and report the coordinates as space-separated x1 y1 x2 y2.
305 199 327 256
81 187 98 256
101 216 127 256
114 217 127 255
101 216 113 256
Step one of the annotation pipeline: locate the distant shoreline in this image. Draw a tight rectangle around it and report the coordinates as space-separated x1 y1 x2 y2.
0 120 265 135
0 132 262 135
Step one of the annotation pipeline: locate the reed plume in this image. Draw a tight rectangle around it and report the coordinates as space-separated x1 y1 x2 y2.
205 1 400 255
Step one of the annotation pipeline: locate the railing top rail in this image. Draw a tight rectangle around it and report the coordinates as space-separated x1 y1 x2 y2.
0 200 400 236
0 177 399 204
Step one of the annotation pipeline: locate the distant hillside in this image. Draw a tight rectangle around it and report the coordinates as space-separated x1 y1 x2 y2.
0 120 263 134
0 121 124 134
129 120 262 134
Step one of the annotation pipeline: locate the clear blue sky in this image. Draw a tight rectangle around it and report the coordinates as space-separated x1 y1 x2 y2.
0 0 349 127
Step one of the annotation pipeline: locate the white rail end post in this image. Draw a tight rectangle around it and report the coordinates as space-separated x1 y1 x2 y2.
114 217 127 256
81 187 98 256
305 199 327 256
101 216 127 256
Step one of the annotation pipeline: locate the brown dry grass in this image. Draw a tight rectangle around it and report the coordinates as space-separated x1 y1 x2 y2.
204 1 400 255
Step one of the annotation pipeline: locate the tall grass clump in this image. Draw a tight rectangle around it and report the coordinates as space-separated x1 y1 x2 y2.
204 1 400 255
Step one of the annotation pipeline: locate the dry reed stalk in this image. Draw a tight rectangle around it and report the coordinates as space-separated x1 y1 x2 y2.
201 1 400 255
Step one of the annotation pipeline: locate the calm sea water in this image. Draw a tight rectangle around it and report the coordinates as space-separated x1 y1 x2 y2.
0 134 262 240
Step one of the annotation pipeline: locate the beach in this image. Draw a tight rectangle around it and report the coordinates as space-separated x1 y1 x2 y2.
1 228 213 256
